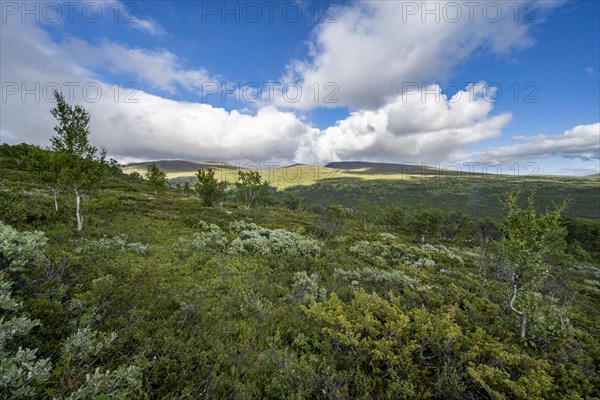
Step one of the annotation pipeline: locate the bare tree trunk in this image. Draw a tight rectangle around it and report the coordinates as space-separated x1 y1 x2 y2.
509 276 526 338
52 188 59 212
75 190 83 231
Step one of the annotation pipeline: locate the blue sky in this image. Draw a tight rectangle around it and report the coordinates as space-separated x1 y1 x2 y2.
1 0 599 174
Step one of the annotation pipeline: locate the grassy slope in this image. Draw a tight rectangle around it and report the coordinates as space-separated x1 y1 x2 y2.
1 145 599 398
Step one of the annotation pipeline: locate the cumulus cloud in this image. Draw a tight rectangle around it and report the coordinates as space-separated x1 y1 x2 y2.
0 19 315 162
465 123 600 163
280 0 564 110
295 83 512 163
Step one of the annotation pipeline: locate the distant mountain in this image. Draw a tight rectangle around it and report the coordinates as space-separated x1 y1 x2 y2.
125 160 236 173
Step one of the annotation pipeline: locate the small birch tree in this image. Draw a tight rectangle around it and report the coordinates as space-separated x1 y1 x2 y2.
500 192 568 338
49 90 106 231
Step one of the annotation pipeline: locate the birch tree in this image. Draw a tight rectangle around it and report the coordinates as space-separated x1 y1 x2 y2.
49 90 106 231
500 192 568 338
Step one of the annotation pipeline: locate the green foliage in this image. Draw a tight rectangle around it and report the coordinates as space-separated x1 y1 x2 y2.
49 90 107 231
0 144 598 399
442 210 472 241
234 170 273 209
64 365 142 400
195 168 227 206
145 163 168 195
410 205 446 242
230 228 321 258
313 204 349 238
347 234 441 270
499 192 569 338
0 222 48 273
173 219 321 259
173 221 228 256
289 271 327 303
381 205 407 231
27 147 64 212
89 235 148 255
333 267 428 291
49 91 95 159
355 201 383 232
55 327 142 399
282 192 304 211
0 273 51 399
304 290 558 399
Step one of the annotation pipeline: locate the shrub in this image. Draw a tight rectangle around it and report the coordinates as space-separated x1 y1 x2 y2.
290 271 327 303
228 220 261 233
349 238 419 268
58 327 142 399
333 267 427 291
229 227 321 258
0 273 51 398
173 222 228 255
0 221 48 272
90 235 148 255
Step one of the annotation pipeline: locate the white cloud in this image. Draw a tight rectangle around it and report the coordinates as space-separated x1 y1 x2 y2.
585 67 595 75
280 0 563 110
130 18 165 36
108 1 166 36
62 38 213 95
0 19 315 162
295 83 512 163
465 123 600 163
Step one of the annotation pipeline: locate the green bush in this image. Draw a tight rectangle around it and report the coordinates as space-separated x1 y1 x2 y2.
0 221 48 272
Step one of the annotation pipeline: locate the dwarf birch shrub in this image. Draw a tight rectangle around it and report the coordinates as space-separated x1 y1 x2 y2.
228 230 272 256
65 365 142 400
334 267 428 291
349 238 420 268
173 222 228 255
91 235 148 255
0 221 48 272
228 221 321 257
59 327 142 399
421 244 466 268
229 229 321 257
176 220 321 258
406 257 437 270
290 271 327 303
228 220 261 233
0 273 51 399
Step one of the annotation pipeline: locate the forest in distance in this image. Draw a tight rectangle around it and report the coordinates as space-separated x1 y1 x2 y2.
1 92 599 399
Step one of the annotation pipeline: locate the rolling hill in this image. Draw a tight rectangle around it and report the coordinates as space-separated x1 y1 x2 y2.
120 158 600 219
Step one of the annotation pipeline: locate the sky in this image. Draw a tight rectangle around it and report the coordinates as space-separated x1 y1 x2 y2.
0 0 599 175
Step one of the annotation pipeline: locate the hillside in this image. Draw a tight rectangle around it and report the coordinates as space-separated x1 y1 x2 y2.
121 158 600 220
1 144 599 399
